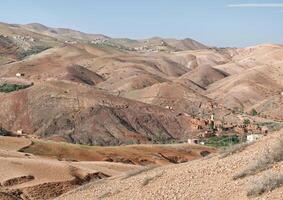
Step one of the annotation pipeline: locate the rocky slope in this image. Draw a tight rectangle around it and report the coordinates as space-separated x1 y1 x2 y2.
0 81 220 145
56 129 283 200
0 21 282 146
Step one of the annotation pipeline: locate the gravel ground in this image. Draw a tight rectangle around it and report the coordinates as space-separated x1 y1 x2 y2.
56 130 283 200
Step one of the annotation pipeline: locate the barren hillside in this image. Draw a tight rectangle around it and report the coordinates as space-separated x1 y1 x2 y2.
57 129 283 200
1 22 283 145
0 136 213 200
1 21 283 199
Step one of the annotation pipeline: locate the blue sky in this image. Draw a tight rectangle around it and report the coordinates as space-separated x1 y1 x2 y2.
0 0 283 47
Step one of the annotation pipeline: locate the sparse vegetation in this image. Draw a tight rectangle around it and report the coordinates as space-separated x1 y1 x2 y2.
251 109 258 116
233 136 283 180
247 172 283 197
2 175 35 187
141 172 163 186
91 41 131 52
121 166 156 180
17 45 50 59
0 83 32 93
0 127 11 136
257 121 283 132
97 189 121 199
243 119 250 125
220 142 253 159
151 132 178 144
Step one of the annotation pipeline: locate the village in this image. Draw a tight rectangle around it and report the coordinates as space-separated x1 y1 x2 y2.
187 112 269 147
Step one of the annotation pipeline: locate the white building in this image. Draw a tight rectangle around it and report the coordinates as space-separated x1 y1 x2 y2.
16 73 25 78
247 134 263 143
165 105 173 110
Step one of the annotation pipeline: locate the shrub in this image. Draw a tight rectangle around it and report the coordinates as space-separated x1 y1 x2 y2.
17 46 50 59
257 121 283 132
243 119 250 125
233 136 283 180
247 172 283 196
251 109 258 116
121 166 156 180
219 142 253 159
151 132 176 144
141 172 163 186
0 83 32 93
233 154 270 180
0 127 11 136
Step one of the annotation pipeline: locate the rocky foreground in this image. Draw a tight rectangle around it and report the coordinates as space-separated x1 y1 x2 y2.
57 129 283 200
0 135 214 200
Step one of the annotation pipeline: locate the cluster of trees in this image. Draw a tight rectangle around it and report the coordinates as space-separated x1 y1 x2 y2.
17 45 50 59
0 127 10 136
0 83 33 93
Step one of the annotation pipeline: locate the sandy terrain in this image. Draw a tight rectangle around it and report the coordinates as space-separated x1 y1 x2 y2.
0 136 213 199
0 136 141 199
21 139 215 165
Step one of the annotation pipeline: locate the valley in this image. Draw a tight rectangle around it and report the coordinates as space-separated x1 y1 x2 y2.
0 21 282 199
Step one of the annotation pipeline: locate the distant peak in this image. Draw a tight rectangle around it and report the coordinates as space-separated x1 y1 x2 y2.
24 23 49 31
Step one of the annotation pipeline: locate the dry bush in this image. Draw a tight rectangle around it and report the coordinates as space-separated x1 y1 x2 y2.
233 137 283 180
121 166 156 180
2 175 34 187
247 172 283 197
220 142 253 159
98 189 121 199
233 154 270 180
141 172 163 186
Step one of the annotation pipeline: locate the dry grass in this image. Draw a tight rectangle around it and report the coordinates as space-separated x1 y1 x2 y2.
233 137 283 180
121 166 156 180
97 189 121 199
141 172 163 186
219 142 253 159
247 172 283 197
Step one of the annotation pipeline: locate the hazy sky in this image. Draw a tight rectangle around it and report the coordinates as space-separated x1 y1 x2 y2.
0 0 283 47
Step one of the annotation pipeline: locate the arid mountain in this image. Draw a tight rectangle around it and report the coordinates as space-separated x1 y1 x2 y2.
207 44 283 112
1 21 283 147
0 35 19 64
1 21 283 200
20 23 207 52
0 80 216 145
22 23 109 41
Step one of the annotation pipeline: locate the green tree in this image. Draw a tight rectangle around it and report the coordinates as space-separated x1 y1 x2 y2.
243 119 250 125
251 109 258 116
